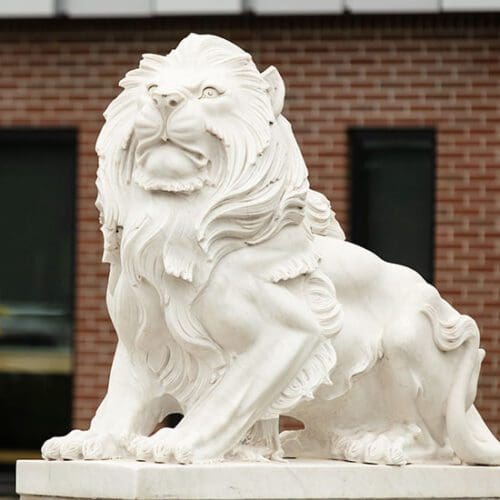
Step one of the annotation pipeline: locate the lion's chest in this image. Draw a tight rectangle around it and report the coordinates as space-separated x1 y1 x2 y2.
120 193 212 299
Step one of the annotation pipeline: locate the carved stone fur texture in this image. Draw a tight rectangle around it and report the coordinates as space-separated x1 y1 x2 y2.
42 33 500 465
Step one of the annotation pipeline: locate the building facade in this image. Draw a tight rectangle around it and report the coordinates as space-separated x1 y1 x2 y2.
0 11 499 474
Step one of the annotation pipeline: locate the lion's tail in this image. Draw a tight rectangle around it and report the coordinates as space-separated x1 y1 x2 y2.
425 302 500 464
446 334 500 465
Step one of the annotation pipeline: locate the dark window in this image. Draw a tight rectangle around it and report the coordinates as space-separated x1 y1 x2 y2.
0 129 76 468
350 128 435 283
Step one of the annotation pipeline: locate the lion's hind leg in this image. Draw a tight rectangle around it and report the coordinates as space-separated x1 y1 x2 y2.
282 363 443 465
283 284 468 465
422 289 500 464
384 282 500 464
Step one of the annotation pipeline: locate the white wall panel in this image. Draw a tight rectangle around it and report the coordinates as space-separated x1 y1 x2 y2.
62 0 153 17
3 0 500 19
442 0 500 11
154 0 242 14
345 0 439 13
249 0 343 14
0 0 55 17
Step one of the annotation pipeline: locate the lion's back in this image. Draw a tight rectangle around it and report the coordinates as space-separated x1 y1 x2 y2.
315 235 426 311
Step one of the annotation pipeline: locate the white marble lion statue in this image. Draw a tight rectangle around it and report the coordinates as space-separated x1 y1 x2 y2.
42 33 500 466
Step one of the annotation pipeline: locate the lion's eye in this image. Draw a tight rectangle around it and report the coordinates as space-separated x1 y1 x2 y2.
201 87 220 99
147 83 158 93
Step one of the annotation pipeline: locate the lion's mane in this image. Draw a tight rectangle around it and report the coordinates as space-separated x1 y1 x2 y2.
95 34 338 410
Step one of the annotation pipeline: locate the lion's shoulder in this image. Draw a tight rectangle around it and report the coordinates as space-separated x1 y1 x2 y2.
205 224 319 286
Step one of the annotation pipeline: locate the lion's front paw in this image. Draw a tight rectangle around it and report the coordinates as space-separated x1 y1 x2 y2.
41 430 125 460
128 428 193 464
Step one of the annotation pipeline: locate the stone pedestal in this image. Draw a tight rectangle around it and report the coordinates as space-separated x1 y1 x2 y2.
16 459 500 499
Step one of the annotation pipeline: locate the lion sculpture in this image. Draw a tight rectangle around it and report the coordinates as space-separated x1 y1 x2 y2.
42 33 500 466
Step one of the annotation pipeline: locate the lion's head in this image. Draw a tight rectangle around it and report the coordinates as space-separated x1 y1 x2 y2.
96 33 310 263
131 33 275 194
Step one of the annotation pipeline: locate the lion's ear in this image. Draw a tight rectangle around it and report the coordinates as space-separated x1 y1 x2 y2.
262 66 285 118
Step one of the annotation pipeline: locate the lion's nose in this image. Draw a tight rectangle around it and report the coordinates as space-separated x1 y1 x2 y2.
151 90 185 110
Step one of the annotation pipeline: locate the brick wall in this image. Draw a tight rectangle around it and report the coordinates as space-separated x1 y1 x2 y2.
0 14 499 434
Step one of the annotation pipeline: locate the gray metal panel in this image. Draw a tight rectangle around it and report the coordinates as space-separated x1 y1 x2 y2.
345 0 439 13
0 0 55 17
154 0 242 14
61 0 153 17
249 0 343 14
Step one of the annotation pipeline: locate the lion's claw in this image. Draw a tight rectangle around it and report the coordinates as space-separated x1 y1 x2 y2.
131 436 156 461
153 441 174 463
127 428 190 463
81 439 103 460
41 437 64 460
59 440 84 460
82 434 121 460
174 443 193 464
42 430 85 460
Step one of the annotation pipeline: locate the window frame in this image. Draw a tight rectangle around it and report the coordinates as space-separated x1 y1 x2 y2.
0 126 77 467
0 127 77 325
349 127 436 283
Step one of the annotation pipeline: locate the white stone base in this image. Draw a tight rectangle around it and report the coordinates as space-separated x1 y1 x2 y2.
16 459 500 499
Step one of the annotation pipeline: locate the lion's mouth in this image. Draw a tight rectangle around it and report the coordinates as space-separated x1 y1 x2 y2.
135 104 209 170
163 138 209 169
133 133 212 194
